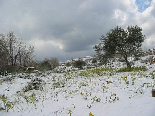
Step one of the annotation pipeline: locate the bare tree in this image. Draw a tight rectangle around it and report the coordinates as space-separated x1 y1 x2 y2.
0 34 9 70
0 32 34 71
21 45 34 67
5 32 18 66
49 57 59 69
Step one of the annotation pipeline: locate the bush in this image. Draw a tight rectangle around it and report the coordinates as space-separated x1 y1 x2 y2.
66 62 72 67
40 60 51 70
0 71 9 76
0 95 14 112
73 60 86 69
117 66 147 72
20 93 38 104
23 78 44 92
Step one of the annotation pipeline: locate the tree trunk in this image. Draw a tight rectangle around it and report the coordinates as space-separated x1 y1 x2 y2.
152 89 155 97
124 55 131 68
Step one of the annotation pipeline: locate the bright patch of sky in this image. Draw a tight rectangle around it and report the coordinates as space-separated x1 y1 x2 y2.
136 0 152 12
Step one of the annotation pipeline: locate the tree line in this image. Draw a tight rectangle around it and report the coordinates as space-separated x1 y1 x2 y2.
0 25 147 72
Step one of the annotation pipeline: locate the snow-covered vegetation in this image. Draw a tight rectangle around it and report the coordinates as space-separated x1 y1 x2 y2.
1 26 155 116
0 55 155 116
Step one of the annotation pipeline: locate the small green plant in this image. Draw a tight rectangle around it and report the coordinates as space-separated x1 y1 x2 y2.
20 93 38 104
89 112 95 116
132 77 136 85
0 95 14 112
92 96 101 103
53 81 65 88
29 93 38 103
149 72 155 79
107 93 119 103
68 109 72 116
81 92 85 96
0 80 2 85
106 80 113 84
122 76 128 83
79 81 88 86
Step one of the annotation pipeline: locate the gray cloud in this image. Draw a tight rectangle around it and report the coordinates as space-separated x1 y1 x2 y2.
0 0 155 61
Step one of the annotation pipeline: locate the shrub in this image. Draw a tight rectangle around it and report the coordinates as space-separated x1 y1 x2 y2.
149 72 155 79
23 78 44 92
73 59 86 69
117 66 147 72
20 92 38 104
1 76 14 82
53 81 65 88
0 71 8 76
0 95 14 112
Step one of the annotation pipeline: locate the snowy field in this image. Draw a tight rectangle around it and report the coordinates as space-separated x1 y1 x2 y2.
0 62 155 116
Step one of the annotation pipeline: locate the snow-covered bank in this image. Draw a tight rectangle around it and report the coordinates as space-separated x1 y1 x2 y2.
0 62 155 116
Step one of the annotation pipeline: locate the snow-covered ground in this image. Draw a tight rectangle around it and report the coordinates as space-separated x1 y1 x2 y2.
0 60 155 116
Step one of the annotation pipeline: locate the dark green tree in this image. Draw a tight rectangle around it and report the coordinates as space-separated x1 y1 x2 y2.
94 25 145 68
73 59 86 69
40 59 51 70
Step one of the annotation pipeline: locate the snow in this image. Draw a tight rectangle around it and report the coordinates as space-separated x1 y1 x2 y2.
0 58 155 116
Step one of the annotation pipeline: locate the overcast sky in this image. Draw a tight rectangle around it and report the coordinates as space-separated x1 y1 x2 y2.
0 0 155 61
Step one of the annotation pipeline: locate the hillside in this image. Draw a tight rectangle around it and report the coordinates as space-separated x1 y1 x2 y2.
0 55 155 116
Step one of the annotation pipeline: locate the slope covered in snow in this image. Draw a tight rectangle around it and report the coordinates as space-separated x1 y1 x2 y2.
0 58 155 116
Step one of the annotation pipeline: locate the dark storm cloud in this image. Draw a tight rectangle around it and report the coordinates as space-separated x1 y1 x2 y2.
0 0 155 61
